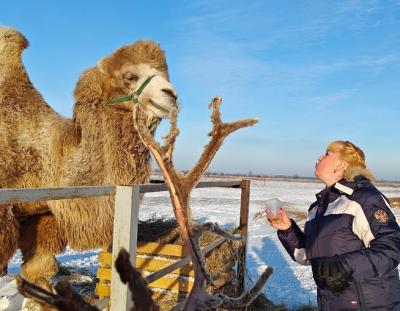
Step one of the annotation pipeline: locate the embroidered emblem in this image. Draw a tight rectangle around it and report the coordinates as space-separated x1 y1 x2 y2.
374 209 389 223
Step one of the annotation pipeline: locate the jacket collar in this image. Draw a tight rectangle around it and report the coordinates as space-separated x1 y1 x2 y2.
335 175 372 193
334 181 354 195
311 176 371 211
319 175 371 197
314 183 341 207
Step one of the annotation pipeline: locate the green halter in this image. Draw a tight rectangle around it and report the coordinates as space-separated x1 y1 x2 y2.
107 74 156 105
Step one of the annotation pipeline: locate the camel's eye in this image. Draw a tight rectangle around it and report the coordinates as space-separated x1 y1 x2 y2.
123 73 139 83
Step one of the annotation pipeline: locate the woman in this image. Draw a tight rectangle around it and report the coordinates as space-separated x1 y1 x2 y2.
267 141 400 310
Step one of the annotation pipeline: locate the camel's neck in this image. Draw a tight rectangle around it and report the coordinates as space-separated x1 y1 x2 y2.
66 107 159 186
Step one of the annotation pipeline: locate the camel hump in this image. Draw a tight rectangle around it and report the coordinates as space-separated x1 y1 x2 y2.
0 26 29 57
0 27 58 117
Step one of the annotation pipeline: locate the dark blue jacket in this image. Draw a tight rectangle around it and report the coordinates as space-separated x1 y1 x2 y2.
278 176 400 310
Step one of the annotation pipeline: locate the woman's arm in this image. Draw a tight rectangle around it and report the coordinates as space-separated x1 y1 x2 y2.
339 193 400 279
277 219 309 265
267 209 309 265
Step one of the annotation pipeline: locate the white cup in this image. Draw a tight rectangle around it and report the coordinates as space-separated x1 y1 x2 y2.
265 198 282 220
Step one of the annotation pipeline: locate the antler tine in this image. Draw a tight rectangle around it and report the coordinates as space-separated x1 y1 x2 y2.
193 222 244 242
208 96 223 131
189 234 216 286
190 222 245 288
223 118 259 136
115 248 160 311
185 97 258 190
161 108 179 162
133 104 180 172
133 106 164 156
180 267 273 311
187 267 273 310
16 275 58 308
16 275 100 311
216 267 273 309
188 222 245 288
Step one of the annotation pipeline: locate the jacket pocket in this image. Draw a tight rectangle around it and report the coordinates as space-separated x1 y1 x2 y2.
358 279 388 310
326 290 361 310
320 285 360 311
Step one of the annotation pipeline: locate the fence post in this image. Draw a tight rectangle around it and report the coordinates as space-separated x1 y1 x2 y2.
237 179 250 298
110 186 140 311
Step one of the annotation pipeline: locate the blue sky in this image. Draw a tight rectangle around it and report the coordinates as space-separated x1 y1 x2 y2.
2 1 399 180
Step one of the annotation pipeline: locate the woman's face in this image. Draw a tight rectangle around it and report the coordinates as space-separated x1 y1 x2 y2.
315 150 344 186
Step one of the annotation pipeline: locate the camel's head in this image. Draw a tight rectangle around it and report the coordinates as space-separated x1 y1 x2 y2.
97 40 178 119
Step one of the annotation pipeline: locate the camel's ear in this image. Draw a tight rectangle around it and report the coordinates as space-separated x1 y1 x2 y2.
97 56 111 75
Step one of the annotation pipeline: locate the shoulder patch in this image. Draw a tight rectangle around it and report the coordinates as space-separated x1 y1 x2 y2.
373 209 389 223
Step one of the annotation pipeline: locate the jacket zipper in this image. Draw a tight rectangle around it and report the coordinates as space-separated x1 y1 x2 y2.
354 281 367 311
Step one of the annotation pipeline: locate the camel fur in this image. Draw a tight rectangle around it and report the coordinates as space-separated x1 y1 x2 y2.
0 26 178 293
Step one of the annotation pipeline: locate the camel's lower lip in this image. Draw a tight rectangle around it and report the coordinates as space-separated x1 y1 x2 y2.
148 99 170 115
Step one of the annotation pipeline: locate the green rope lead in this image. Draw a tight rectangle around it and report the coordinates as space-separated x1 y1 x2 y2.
106 74 156 105
132 74 156 104
107 95 132 104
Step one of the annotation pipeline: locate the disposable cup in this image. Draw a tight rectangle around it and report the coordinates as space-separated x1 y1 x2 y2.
265 198 282 221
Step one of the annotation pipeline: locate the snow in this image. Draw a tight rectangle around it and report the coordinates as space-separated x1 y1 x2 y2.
1 178 400 310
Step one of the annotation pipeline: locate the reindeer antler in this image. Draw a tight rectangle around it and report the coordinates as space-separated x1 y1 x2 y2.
16 275 100 311
16 249 160 311
186 97 258 190
115 248 160 311
133 96 270 310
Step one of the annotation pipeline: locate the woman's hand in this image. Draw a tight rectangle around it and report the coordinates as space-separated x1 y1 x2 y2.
266 208 292 231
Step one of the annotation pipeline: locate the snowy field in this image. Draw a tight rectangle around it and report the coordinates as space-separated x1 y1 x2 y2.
1 178 400 310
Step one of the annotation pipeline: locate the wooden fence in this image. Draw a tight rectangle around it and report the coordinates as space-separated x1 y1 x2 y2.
95 238 229 299
0 179 250 311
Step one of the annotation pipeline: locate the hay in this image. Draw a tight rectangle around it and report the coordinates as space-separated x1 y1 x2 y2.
56 265 98 305
137 215 241 281
136 217 266 311
137 215 179 243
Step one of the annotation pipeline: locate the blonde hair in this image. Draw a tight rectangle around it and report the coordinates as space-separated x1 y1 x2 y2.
327 140 375 182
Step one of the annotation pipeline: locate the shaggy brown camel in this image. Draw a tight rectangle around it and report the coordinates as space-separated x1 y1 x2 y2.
0 26 178 299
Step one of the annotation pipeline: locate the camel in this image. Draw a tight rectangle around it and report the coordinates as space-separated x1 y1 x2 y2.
16 96 270 311
0 26 178 297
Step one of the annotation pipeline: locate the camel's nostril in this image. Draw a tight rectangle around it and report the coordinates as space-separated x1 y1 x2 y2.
161 88 177 101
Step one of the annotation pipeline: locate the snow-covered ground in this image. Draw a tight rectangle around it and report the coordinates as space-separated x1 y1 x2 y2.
1 178 400 310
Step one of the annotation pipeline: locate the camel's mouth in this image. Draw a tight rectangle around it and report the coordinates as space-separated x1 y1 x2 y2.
106 72 178 118
107 97 177 118
147 99 171 117
141 98 178 119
